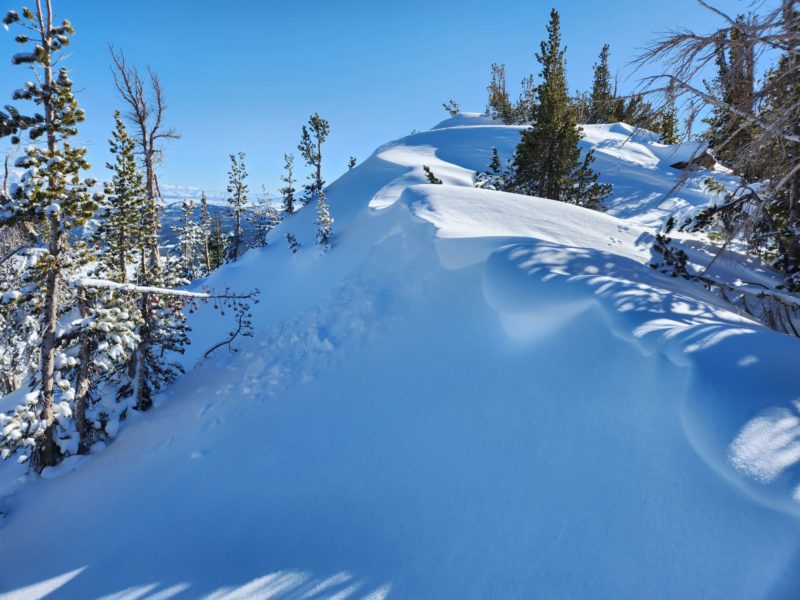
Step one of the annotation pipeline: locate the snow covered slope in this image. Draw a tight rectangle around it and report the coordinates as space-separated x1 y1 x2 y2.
3 114 800 599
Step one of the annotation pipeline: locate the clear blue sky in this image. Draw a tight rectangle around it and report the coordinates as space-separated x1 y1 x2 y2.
0 0 747 194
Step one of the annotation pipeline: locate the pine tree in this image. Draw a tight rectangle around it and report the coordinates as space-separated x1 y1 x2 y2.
199 193 212 274
487 63 515 123
511 9 611 208
474 147 511 191
0 4 103 468
443 100 460 116
658 83 680 144
94 111 147 283
208 215 228 270
171 200 203 280
226 152 249 261
285 233 300 254
702 14 757 174
588 44 614 124
423 165 443 184
761 7 800 282
298 113 329 203
515 74 537 123
315 190 334 247
280 153 297 214
248 186 281 248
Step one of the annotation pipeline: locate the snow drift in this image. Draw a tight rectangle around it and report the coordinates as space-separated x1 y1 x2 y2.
2 114 800 599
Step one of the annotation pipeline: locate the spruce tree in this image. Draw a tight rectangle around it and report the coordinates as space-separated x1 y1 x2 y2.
511 9 611 207
280 153 297 214
298 113 329 203
226 152 249 261
588 44 614 124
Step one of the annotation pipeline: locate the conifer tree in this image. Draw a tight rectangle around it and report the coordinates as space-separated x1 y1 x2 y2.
487 63 515 123
443 100 460 117
248 186 281 248
612 94 660 130
423 165 443 184
515 74 537 123
315 190 334 247
286 233 300 254
474 147 511 191
226 152 249 261
589 44 614 124
0 3 108 468
702 14 757 173
171 200 203 280
658 83 680 145
298 114 329 203
511 9 611 208
94 111 146 283
208 215 228 270
280 153 297 214
199 193 212 274
110 48 179 271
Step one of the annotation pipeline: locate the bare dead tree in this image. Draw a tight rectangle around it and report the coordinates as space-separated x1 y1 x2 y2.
109 46 179 272
636 0 800 286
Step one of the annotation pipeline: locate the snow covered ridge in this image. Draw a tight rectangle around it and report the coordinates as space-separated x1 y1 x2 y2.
3 114 800 597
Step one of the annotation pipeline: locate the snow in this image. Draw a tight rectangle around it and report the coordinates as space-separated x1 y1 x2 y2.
3 114 800 598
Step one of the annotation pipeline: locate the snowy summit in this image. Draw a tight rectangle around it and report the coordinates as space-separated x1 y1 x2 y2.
2 2 800 599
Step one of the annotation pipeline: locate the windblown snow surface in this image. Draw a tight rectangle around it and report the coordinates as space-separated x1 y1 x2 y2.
3 114 800 599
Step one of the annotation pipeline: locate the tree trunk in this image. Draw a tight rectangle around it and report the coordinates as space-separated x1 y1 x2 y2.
74 291 92 453
34 0 60 470
135 293 151 411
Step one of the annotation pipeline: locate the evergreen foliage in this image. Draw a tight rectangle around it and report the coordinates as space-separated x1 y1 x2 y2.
199 193 212 275
248 186 281 248
443 99 460 117
474 147 512 191
285 233 300 254
94 111 147 283
226 152 249 262
280 153 297 214
171 200 204 280
298 114 329 204
208 215 228 271
702 14 757 172
658 83 680 145
0 4 104 468
315 190 334 248
510 9 611 208
588 44 614 124
423 165 443 185
486 63 515 123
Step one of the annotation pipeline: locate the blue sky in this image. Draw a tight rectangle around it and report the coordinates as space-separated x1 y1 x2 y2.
1 0 747 194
